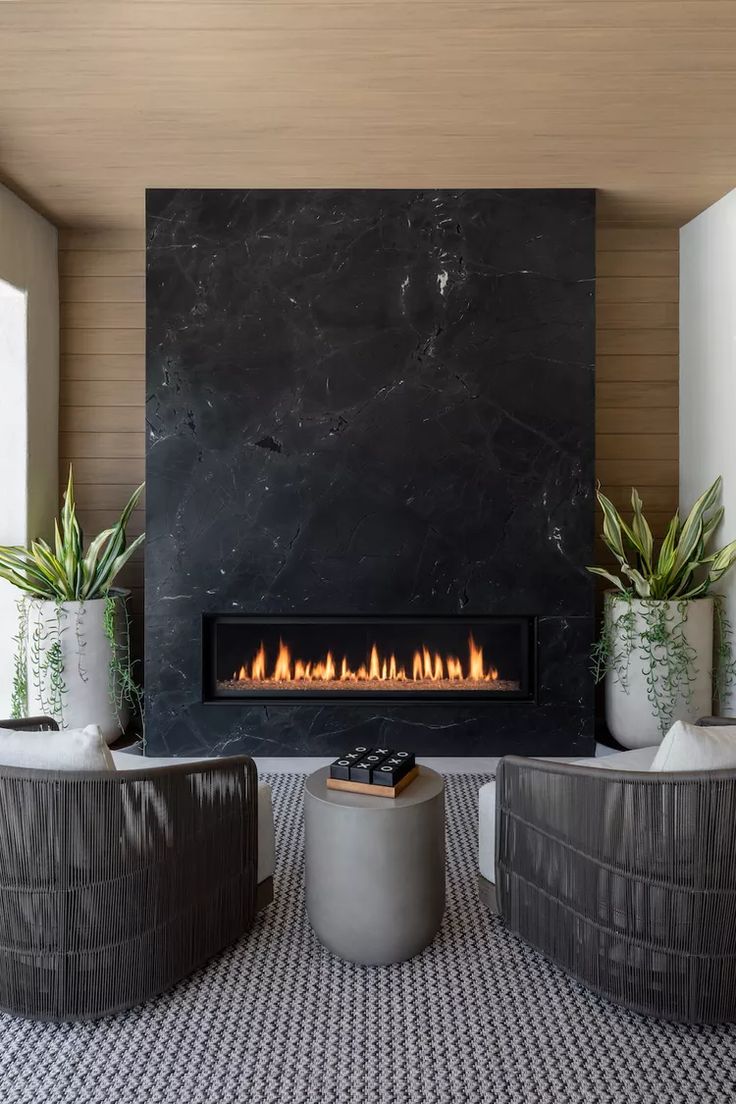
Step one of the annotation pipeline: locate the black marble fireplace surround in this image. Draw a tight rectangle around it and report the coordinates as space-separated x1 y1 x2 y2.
145 188 595 757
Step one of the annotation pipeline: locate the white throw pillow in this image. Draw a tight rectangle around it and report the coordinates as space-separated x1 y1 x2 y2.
650 720 736 772
0 724 115 772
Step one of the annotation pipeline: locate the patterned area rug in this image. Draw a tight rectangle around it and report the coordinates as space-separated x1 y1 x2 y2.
2 772 736 1104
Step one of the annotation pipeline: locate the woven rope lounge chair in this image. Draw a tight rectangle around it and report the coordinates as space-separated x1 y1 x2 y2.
481 753 736 1024
0 718 271 1022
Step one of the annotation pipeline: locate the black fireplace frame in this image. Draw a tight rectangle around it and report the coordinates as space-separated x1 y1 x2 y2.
202 613 538 704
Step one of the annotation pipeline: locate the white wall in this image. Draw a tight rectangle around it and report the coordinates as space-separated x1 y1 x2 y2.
680 188 736 715
0 185 58 714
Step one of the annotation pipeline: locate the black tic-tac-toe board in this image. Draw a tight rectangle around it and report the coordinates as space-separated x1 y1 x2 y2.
329 746 416 787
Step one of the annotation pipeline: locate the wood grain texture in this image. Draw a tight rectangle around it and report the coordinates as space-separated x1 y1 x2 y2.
325 766 419 798
61 355 145 381
61 380 144 407
2 3 736 228
61 458 145 484
59 252 144 278
597 330 679 356
597 252 679 278
61 277 144 303
597 356 678 382
597 278 678 303
596 408 677 435
58 221 679 640
604 486 680 512
61 407 143 433
61 329 145 356
596 381 678 408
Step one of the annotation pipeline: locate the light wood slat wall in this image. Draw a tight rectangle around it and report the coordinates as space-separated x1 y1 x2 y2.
59 223 679 650
59 230 145 659
595 225 679 560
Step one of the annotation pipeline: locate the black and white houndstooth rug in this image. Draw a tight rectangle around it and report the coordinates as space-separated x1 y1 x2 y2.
3 772 736 1104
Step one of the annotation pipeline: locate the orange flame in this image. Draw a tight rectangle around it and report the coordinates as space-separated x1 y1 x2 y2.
252 644 266 681
233 634 503 686
447 656 463 680
273 639 291 681
468 634 485 680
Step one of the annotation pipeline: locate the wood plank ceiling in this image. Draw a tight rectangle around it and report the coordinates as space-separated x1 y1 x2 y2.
1 1 736 229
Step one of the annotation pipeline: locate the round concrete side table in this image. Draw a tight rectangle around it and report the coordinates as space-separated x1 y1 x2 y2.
304 765 445 965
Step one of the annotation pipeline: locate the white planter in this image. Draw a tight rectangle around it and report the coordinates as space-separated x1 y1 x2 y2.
604 594 714 749
25 592 131 744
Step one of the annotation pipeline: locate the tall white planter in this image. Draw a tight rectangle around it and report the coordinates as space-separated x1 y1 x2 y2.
25 592 130 744
604 594 714 749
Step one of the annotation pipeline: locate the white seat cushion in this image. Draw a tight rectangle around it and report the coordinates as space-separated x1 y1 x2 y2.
0 724 114 772
478 745 659 884
112 751 275 883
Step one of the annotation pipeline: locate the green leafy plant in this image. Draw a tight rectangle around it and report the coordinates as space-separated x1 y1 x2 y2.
4 467 145 727
0 467 144 600
588 476 736 599
589 477 736 735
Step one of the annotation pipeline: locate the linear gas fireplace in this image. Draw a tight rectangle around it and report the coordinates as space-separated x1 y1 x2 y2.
204 616 535 702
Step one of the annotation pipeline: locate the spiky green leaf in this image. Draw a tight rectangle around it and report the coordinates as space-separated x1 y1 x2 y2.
707 539 736 580
596 489 626 562
620 563 652 598
650 512 680 593
631 487 654 571
702 505 725 547
674 477 722 576
586 566 627 592
107 533 146 582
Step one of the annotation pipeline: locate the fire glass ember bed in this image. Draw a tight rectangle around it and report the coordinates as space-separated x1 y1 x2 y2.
203 616 535 702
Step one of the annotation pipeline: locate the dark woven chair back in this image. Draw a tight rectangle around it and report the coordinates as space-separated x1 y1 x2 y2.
0 719 258 1021
495 755 736 1024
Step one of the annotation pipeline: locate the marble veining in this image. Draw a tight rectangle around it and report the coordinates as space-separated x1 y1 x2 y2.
145 189 596 756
